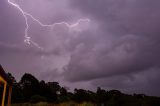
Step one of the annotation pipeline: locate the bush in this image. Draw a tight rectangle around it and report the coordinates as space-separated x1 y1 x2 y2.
30 95 47 103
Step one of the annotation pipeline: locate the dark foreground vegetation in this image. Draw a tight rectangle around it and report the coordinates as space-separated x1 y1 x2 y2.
1 73 160 106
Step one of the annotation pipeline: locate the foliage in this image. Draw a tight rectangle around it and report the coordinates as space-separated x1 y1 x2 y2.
30 95 47 103
5 72 160 106
20 73 40 101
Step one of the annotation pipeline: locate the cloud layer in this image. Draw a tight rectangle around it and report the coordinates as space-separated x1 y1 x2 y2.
1 0 160 96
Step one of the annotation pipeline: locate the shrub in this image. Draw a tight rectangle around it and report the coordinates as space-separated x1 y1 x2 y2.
30 95 47 103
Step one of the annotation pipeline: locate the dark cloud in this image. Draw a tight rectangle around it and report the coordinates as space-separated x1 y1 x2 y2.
60 0 160 95
69 0 160 35
63 34 160 81
92 68 160 96
1 0 160 96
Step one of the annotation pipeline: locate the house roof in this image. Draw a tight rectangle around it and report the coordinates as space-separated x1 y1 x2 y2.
0 65 12 85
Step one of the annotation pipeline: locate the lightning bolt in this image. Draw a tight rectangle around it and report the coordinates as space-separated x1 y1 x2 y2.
7 0 90 50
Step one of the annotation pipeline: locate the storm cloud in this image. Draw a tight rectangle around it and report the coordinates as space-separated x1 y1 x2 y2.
0 0 160 96
63 0 160 95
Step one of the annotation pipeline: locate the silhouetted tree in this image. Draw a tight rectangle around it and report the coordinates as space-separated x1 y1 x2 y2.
57 87 70 102
96 87 108 106
73 89 90 103
3 72 160 105
60 87 67 96
11 82 24 103
19 73 40 101
44 82 61 102
39 80 47 96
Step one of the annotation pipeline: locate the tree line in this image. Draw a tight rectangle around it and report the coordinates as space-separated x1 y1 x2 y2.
1 73 160 106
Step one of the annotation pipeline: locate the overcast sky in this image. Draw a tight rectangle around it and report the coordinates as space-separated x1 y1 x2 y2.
1 0 160 96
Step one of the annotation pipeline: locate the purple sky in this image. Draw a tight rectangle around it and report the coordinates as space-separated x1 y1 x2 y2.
1 0 160 96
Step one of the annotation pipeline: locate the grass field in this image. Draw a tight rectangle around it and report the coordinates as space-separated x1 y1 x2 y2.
11 102 95 106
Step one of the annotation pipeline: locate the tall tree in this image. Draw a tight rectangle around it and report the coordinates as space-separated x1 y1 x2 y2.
96 87 108 106
19 73 40 101
46 82 61 102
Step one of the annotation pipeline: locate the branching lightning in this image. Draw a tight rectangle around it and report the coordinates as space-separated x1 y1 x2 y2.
7 0 90 50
